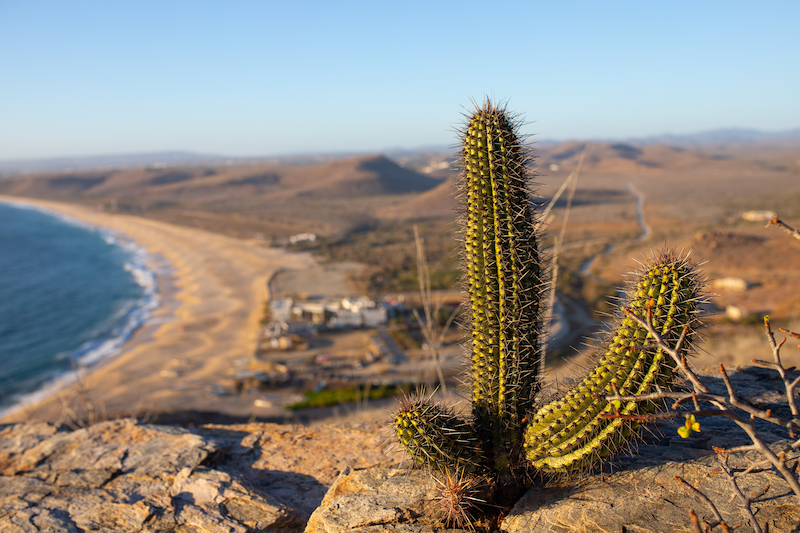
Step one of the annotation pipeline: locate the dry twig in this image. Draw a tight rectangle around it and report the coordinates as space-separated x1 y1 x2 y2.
714 449 764 533
413 225 461 397
541 144 589 372
766 214 800 242
615 309 800 497
675 476 730 531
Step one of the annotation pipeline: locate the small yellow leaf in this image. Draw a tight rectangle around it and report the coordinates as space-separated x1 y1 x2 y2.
677 415 701 438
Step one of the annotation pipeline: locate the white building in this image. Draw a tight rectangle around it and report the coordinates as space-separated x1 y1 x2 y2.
330 309 363 328
270 298 294 322
713 277 750 291
362 306 388 327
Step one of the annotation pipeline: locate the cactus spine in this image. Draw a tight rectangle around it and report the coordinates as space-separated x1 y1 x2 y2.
394 100 543 479
524 252 703 471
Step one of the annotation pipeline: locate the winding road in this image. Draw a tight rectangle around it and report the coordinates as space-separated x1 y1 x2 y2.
547 181 651 351
626 181 651 243
579 180 650 277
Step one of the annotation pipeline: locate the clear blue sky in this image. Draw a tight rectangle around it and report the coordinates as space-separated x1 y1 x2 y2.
1 1 798 160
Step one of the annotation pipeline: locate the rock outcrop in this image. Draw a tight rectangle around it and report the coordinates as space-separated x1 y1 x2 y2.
0 418 391 532
307 367 800 533
307 444 798 533
1 367 798 532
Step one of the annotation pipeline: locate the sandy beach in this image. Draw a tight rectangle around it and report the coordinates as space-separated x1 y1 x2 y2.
0 196 317 424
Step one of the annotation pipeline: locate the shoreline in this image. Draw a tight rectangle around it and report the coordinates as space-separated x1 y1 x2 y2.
0 200 164 419
0 195 316 425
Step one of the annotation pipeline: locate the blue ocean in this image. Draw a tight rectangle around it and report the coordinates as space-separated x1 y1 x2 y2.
0 202 159 417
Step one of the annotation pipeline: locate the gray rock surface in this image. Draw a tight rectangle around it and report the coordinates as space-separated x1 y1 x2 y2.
305 467 456 533
501 366 800 533
504 443 799 533
0 418 391 532
1 367 798 532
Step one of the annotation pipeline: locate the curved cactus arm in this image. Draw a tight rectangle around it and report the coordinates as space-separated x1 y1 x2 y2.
460 101 544 458
394 396 484 475
524 251 704 472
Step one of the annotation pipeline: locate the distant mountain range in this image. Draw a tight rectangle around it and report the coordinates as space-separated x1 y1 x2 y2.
1 128 798 177
0 151 366 178
624 128 800 147
0 152 223 177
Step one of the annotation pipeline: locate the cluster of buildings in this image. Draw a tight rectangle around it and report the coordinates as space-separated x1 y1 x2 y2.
287 232 317 245
262 295 405 343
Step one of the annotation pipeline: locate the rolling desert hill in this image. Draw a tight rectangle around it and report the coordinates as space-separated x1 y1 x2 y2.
0 154 445 238
0 154 441 202
381 175 459 220
4 138 800 345
382 139 800 221
2 140 798 245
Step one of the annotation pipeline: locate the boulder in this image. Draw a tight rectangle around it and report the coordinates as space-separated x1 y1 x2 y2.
503 441 799 533
304 466 455 533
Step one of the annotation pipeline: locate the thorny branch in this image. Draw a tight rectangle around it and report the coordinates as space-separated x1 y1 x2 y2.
586 215 800 530
675 475 730 531
587 316 799 533
413 224 461 398
675 449 771 533
604 307 800 530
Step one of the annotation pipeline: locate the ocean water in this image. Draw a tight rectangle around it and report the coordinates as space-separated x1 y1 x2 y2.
0 202 159 416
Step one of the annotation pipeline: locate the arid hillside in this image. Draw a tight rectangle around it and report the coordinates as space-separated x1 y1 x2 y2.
3 141 800 333
0 154 444 239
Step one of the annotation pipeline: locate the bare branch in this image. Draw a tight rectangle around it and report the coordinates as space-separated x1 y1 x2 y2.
764 318 800 420
541 144 589 373
689 509 704 533
623 309 712 395
715 451 763 533
766 214 800 242
413 225 448 397
675 476 728 530
618 307 800 497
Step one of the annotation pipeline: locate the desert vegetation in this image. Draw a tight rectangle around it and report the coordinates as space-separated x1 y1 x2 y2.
391 101 799 532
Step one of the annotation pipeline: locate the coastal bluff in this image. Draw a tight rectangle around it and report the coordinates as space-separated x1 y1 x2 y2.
2 367 798 532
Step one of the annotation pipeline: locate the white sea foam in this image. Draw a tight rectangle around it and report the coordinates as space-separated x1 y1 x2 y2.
0 200 165 419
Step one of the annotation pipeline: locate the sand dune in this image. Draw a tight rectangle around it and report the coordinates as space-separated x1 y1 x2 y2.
0 196 316 424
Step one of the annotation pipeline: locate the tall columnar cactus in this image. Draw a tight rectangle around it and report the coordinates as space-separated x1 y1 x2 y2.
395 100 543 479
523 252 703 472
462 101 543 472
